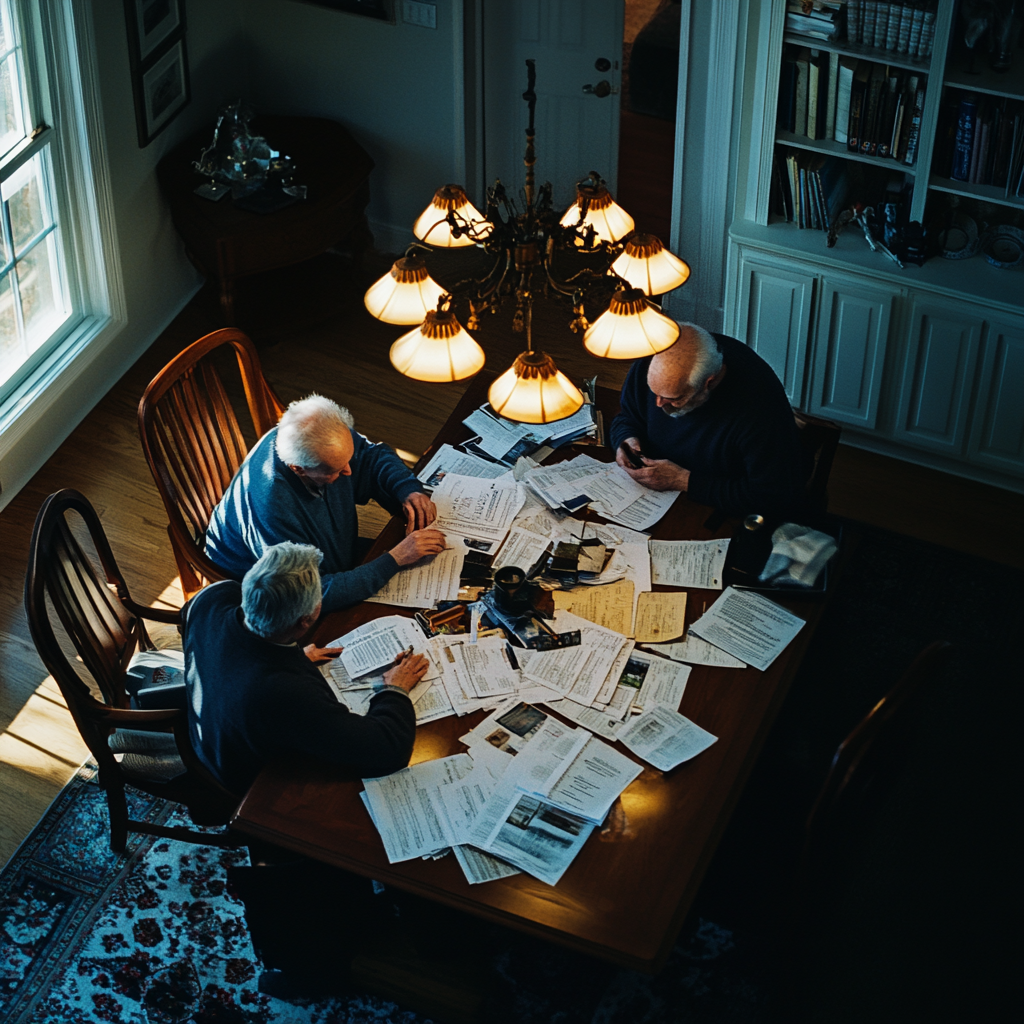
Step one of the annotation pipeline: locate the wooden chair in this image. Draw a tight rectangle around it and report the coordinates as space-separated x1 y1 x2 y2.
802 640 953 867
793 408 841 516
138 328 285 600
25 488 242 853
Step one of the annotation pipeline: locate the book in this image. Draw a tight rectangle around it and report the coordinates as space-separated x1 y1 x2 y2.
876 71 901 158
848 0 863 43
786 150 801 225
907 4 925 57
807 50 828 139
794 48 812 136
889 79 907 160
896 2 913 54
975 119 991 185
903 81 925 166
778 54 799 133
951 94 979 181
848 61 871 151
835 56 858 145
873 2 888 47
884 2 901 50
825 50 840 140
918 5 937 58
862 1 878 47
860 62 887 155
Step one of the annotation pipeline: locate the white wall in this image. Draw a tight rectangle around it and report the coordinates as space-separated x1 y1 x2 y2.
240 0 464 253
0 0 247 511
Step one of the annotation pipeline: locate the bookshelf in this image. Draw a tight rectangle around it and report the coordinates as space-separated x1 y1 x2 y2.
726 0 1023 491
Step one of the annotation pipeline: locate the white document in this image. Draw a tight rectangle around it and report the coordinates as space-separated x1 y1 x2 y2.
365 546 465 608
543 735 643 824
463 408 547 461
523 457 644 516
411 681 456 725
492 527 551 573
593 487 681 532
630 651 691 712
541 698 625 741
335 615 427 679
452 845 521 885
544 403 596 443
431 636 502 716
649 539 729 590
417 443 507 489
448 636 519 700
644 636 747 669
432 473 525 546
459 700 552 755
617 705 718 772
689 587 805 672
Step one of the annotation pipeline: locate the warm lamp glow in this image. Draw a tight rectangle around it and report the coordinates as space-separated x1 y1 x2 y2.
560 182 635 246
390 309 485 382
413 184 492 248
583 287 680 359
364 254 447 324
488 351 584 424
610 233 691 295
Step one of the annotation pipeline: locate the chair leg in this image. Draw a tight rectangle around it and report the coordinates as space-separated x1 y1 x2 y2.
105 782 130 855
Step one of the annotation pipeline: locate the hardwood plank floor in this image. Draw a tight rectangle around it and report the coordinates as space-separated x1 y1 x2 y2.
1 252 1020 867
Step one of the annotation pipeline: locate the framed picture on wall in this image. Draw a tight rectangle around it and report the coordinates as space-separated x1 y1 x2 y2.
124 0 190 147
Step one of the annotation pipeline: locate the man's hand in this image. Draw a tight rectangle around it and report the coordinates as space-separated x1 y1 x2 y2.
390 528 447 566
624 457 691 492
304 644 343 664
403 491 437 534
383 649 429 693
615 437 644 470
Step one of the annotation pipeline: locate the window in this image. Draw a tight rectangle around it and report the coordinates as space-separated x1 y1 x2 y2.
0 0 74 397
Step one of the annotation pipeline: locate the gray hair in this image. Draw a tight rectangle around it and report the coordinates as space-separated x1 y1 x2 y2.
242 542 323 638
275 394 355 469
678 323 724 389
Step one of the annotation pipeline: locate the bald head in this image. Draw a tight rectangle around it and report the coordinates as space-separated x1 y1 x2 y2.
276 394 355 486
647 324 725 417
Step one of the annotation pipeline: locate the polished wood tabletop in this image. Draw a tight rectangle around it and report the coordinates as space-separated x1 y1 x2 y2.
232 375 828 973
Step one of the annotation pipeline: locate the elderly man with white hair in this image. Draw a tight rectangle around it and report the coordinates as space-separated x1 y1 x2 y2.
611 323 806 515
205 394 445 613
184 541 427 796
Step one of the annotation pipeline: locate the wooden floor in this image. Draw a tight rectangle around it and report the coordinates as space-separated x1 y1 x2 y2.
1 252 1021 869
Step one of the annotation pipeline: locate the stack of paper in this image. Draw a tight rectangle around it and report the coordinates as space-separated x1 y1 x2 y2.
417 443 508 490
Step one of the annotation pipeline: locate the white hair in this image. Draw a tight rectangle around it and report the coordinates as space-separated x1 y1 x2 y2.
275 394 355 469
242 542 322 638
678 322 724 389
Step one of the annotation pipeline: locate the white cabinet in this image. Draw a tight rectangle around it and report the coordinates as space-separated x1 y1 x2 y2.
967 320 1024 476
808 277 899 431
891 300 982 456
736 256 814 405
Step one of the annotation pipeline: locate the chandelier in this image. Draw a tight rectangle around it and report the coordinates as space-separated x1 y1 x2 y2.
364 61 691 424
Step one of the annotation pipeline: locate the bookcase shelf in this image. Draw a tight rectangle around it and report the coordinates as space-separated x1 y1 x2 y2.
928 175 1024 211
944 55 1024 102
775 130 919 174
782 32 932 75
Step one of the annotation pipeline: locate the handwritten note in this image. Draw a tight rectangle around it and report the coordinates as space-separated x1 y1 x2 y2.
633 592 687 643
552 579 635 637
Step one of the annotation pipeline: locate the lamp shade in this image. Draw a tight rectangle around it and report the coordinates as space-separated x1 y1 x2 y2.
390 309 485 382
610 233 691 296
559 181 634 246
488 350 584 424
364 254 447 324
413 184 492 248
583 287 680 359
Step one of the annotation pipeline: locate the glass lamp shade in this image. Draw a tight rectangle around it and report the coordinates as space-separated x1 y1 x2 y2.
389 309 485 382
610 233 691 296
488 350 584 424
583 287 680 360
364 254 447 324
413 184 492 248
559 182 635 246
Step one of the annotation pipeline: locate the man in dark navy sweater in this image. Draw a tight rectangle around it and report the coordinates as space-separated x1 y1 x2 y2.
611 323 806 515
183 541 425 796
205 394 447 613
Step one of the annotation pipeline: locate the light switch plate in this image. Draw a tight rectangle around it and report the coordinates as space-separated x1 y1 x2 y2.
402 0 436 29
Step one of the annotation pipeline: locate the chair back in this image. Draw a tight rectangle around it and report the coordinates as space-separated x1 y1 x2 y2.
793 409 841 516
138 329 285 598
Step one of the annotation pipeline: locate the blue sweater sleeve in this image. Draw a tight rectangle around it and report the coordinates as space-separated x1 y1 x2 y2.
609 360 650 452
349 431 425 515
319 552 400 614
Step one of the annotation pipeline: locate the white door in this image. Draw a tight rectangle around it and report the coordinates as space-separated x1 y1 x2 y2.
482 0 624 212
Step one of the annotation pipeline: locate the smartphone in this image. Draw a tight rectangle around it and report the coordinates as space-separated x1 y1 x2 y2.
619 442 646 469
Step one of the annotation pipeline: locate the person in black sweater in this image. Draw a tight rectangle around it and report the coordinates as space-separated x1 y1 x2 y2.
183 540 425 796
611 323 806 516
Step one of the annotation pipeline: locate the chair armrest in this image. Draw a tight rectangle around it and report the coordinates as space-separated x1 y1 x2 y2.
115 589 182 624
133 681 188 711
99 706 185 726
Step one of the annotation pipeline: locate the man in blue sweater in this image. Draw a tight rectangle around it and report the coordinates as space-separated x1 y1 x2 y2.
611 324 806 515
205 394 446 613
183 541 425 796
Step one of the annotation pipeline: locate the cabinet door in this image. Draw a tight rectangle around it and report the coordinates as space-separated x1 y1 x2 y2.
736 256 814 405
891 300 981 455
808 278 898 429
967 318 1024 478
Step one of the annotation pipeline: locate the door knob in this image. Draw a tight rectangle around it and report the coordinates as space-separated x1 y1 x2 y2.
582 80 612 98
595 57 611 72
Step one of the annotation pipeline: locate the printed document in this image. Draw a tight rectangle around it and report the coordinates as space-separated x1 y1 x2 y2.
541 697 625 740
633 591 687 643
447 635 520 700
616 650 691 713
543 735 643 824
689 587 805 672
365 546 465 608
335 615 427 679
643 635 747 669
593 488 680 532
432 473 525 547
463 408 546 461
492 527 551 573
417 443 506 489
650 539 729 589
552 580 635 637
617 705 718 772
452 845 521 885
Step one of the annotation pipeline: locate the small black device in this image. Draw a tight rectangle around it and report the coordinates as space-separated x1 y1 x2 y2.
619 442 646 469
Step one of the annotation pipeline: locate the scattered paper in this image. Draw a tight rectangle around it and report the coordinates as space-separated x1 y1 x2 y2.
644 636 747 669
492 527 551 573
633 591 687 643
452 845 521 884
617 705 718 772
432 473 525 547
447 635 520 700
335 615 427 680
593 488 680 532
552 580 635 637
366 546 465 608
543 735 642 824
417 443 507 489
629 651 691 712
541 697 625 740
650 539 729 590
689 587 805 672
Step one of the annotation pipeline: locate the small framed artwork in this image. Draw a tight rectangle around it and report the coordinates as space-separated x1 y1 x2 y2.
124 0 190 147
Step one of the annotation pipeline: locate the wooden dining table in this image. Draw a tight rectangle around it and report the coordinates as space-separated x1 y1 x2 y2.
231 375 830 974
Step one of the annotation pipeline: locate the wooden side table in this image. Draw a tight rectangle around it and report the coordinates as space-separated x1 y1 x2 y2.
157 115 375 324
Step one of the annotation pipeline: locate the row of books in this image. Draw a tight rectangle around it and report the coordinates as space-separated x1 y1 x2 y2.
934 91 1024 198
771 149 851 231
786 0 937 61
778 48 924 166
